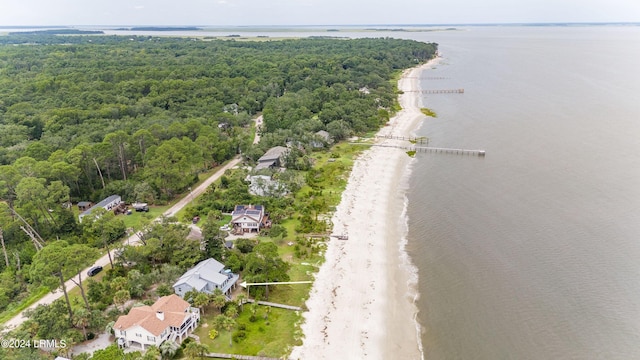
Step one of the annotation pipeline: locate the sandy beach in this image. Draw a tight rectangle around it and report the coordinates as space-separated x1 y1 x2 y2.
290 58 438 360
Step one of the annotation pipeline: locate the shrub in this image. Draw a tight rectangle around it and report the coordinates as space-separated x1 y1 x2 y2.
232 330 247 343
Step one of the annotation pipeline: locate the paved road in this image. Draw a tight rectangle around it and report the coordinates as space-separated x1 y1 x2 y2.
1 156 242 333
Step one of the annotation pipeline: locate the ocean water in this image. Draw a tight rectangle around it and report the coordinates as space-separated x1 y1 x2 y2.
405 26 640 359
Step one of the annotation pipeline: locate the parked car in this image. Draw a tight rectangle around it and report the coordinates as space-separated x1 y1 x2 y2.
132 202 149 212
87 266 103 277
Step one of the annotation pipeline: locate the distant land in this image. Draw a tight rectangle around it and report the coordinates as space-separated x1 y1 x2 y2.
8 29 104 35
117 26 201 31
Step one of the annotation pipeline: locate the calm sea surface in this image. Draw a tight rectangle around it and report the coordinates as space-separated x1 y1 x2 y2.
405 26 640 359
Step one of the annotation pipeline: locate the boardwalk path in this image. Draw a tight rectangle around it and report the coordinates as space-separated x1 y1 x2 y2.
206 353 280 360
245 299 302 311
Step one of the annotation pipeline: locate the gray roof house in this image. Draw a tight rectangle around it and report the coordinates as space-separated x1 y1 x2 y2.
78 194 122 222
173 258 239 299
255 146 288 170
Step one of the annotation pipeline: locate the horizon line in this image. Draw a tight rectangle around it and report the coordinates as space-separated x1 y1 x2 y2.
2 21 640 28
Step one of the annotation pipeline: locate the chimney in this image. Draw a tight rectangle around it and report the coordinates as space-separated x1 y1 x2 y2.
156 311 164 321
195 272 200 279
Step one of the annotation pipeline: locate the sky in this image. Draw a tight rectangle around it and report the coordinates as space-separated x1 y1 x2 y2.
0 0 638 26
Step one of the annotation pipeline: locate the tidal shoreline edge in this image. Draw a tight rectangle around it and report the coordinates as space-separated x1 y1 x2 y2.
290 57 439 360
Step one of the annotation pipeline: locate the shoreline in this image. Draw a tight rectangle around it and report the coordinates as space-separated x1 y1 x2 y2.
290 58 438 359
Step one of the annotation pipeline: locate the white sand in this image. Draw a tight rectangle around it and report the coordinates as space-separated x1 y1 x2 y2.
290 58 439 360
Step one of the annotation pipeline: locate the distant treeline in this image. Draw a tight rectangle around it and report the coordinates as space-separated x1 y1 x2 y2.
8 29 104 35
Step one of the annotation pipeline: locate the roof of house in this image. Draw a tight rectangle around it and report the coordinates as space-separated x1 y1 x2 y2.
315 130 331 140
231 205 264 222
113 294 190 336
94 194 121 208
254 160 276 170
79 194 121 217
173 258 229 290
258 146 288 163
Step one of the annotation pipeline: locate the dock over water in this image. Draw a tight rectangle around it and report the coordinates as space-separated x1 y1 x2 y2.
405 88 465 94
351 143 486 157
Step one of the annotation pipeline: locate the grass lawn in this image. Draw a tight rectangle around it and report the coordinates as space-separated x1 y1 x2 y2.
194 305 302 358
121 205 170 230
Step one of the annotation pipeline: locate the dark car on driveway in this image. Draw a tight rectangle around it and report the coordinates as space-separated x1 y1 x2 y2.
87 266 103 277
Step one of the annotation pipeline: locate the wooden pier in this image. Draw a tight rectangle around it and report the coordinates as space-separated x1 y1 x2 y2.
350 143 485 157
406 76 449 80
405 88 464 94
412 145 485 156
375 135 428 145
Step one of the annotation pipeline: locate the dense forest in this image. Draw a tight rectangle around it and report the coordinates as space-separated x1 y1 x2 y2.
0 34 436 345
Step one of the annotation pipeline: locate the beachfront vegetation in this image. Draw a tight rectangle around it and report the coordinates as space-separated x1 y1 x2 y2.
0 32 436 358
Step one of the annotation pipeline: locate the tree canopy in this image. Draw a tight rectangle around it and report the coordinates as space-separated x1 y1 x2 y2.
0 33 436 326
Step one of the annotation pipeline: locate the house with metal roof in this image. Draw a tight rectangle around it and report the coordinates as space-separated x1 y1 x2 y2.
172 258 239 299
113 294 200 350
255 146 288 170
78 194 122 222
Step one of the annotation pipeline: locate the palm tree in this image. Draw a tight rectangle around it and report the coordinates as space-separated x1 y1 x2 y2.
105 320 115 335
193 293 210 316
264 305 271 320
184 341 209 359
159 340 179 360
143 345 161 360
250 302 259 317
73 307 91 341
224 304 238 319
213 314 236 347
236 294 246 313
211 293 227 314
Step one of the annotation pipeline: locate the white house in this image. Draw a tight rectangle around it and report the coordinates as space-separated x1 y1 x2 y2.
114 294 200 350
78 194 122 222
245 175 287 197
231 204 266 233
173 258 239 299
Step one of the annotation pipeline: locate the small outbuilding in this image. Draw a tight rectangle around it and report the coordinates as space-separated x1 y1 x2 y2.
77 201 93 212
